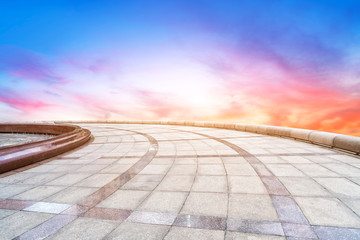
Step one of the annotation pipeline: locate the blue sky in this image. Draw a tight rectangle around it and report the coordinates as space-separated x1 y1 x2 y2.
1 0 360 135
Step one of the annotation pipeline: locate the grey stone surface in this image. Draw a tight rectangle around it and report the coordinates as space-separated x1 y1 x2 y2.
228 194 278 221
138 191 187 213
0 211 53 239
281 223 317 238
279 177 331 197
181 192 228 217
156 175 194 191
271 196 308 224
13 185 65 201
97 190 150 210
315 177 360 197
228 176 267 194
2 123 360 239
313 226 360 240
164 226 224 240
46 217 119 240
192 176 227 193
0 209 17 220
0 184 35 198
295 197 360 227
225 232 285 240
45 186 98 204
104 222 170 240
227 219 284 236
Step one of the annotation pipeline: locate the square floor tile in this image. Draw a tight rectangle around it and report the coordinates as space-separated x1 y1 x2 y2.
104 222 170 240
228 194 278 221
221 157 247 164
24 202 71 214
321 163 360 177
267 164 305 177
116 158 139 165
192 176 227 193
0 209 17 220
280 156 312 164
342 199 360 216
0 184 35 198
226 219 284 237
173 214 226 230
293 164 338 177
224 164 257 176
121 180 159 191
75 174 118 187
130 174 164 183
45 173 92 186
281 223 317 239
100 164 132 174
48 164 83 172
0 172 36 184
150 158 174 165
174 158 197 164
295 197 360 227
0 211 53 239
313 225 360 240
198 165 226 175
156 175 194 191
228 176 267 194
138 191 187 213
198 157 223 164
167 165 196 175
257 156 287 164
46 217 119 240
45 186 98 204
315 177 360 198
303 155 338 164
13 186 65 201
21 172 66 185
97 190 150 210
164 226 224 240
121 174 163 191
279 177 331 197
76 164 108 172
126 211 177 225
181 192 227 217
139 165 170 175
23 164 57 173
225 231 285 240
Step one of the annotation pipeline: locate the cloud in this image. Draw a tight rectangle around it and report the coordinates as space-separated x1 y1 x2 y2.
0 89 54 114
0 46 65 84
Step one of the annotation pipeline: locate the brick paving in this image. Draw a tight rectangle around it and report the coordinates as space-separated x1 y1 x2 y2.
1 123 360 239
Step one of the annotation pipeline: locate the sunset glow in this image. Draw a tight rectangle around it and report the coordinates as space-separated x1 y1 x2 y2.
1 1 360 136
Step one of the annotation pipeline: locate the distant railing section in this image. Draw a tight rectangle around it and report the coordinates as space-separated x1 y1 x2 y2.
58 120 360 155
0 123 91 173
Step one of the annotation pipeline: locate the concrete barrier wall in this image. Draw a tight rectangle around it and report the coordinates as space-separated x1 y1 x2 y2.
57 120 360 155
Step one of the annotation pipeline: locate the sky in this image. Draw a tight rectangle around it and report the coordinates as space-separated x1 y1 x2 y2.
0 0 360 136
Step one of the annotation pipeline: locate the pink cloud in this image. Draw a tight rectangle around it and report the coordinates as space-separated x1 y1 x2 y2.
0 90 54 114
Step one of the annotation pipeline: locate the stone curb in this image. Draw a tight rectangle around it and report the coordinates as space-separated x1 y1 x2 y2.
56 120 360 155
0 123 91 173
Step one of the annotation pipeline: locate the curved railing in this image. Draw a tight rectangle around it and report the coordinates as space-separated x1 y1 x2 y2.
57 120 360 155
0 123 91 173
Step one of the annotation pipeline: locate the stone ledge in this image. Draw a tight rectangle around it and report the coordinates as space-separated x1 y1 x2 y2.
56 120 360 155
0 123 91 173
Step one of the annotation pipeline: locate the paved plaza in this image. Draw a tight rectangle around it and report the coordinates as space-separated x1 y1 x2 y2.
1 123 360 239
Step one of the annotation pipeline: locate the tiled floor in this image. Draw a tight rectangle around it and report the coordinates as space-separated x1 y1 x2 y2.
1 123 360 239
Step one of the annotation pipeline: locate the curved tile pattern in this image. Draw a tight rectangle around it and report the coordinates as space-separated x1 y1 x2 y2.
59 121 360 155
0 123 360 239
